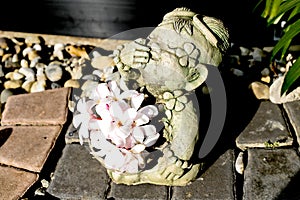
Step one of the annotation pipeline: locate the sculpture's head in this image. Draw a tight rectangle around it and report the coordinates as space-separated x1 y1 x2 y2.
113 7 230 95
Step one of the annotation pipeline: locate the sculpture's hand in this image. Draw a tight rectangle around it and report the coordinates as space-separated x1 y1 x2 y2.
158 145 190 181
131 38 151 69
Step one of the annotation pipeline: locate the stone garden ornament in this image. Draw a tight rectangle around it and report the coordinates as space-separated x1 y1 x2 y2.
73 7 229 186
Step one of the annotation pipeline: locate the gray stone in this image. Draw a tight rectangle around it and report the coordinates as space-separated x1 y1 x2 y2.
109 183 168 200
47 144 109 200
243 148 300 200
65 123 80 144
283 101 300 150
172 149 236 200
236 101 293 150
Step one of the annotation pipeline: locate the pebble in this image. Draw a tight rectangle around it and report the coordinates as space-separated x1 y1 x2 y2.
65 45 90 60
231 68 244 77
45 62 63 82
0 48 4 56
0 64 4 77
235 152 244 175
249 81 270 100
4 80 22 89
0 37 8 49
64 79 80 88
25 36 41 45
0 89 13 104
91 55 115 69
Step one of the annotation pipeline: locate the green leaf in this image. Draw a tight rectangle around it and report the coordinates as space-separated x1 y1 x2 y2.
271 19 300 59
268 0 300 24
281 57 300 95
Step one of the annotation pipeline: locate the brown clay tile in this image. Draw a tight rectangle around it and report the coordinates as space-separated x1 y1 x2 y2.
0 125 62 172
0 165 38 200
1 87 71 126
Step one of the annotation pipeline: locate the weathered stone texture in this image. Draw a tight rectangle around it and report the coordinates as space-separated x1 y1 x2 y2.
243 148 300 200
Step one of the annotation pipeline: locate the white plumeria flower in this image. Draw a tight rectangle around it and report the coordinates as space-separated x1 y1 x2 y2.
91 80 144 108
97 99 160 150
93 66 118 82
75 80 161 173
90 130 145 173
72 98 100 144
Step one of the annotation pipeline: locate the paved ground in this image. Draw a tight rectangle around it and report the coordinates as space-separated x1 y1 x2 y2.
0 31 300 200
1 88 300 200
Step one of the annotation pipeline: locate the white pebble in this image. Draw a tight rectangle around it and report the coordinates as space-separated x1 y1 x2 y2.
235 152 244 174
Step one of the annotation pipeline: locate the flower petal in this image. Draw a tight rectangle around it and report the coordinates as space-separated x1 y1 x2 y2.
135 113 149 126
132 127 145 143
131 144 146 153
141 125 160 147
131 93 144 110
108 80 120 97
76 98 87 113
138 105 158 119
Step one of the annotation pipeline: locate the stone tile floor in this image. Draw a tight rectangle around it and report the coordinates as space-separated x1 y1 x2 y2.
0 31 299 200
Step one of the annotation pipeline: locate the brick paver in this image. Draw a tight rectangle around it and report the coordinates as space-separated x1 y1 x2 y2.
283 101 300 151
236 100 293 150
243 148 300 200
109 183 169 200
1 87 70 126
47 144 109 199
172 149 236 200
0 165 38 200
0 125 62 173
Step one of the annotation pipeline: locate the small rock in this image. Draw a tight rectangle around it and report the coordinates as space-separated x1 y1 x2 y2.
65 66 82 79
22 80 34 92
0 48 4 56
261 68 270 76
4 80 22 89
33 44 42 51
65 45 90 60
270 76 300 104
64 79 80 88
25 36 41 45
14 44 21 54
45 62 63 82
20 59 29 68
239 46 250 56
30 81 46 93
91 56 115 69
1 89 13 104
53 43 65 60
0 37 8 49
231 68 244 77
19 67 35 82
80 80 98 98
12 54 19 63
261 76 271 83
235 152 244 174
250 81 270 100
0 64 4 77
2 54 12 62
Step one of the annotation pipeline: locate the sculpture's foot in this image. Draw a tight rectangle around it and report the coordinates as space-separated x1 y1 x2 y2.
107 163 200 186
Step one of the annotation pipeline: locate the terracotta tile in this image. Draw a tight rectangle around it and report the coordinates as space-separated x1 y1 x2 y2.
0 125 62 172
1 87 71 126
0 165 38 200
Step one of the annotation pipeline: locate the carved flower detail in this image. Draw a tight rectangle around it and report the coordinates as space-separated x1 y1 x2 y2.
163 90 188 112
175 43 200 68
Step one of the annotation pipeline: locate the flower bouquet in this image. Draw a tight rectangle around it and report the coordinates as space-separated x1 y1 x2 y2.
73 75 163 173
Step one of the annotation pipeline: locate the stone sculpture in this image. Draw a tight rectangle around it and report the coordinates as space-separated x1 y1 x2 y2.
75 7 230 186
104 7 230 186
